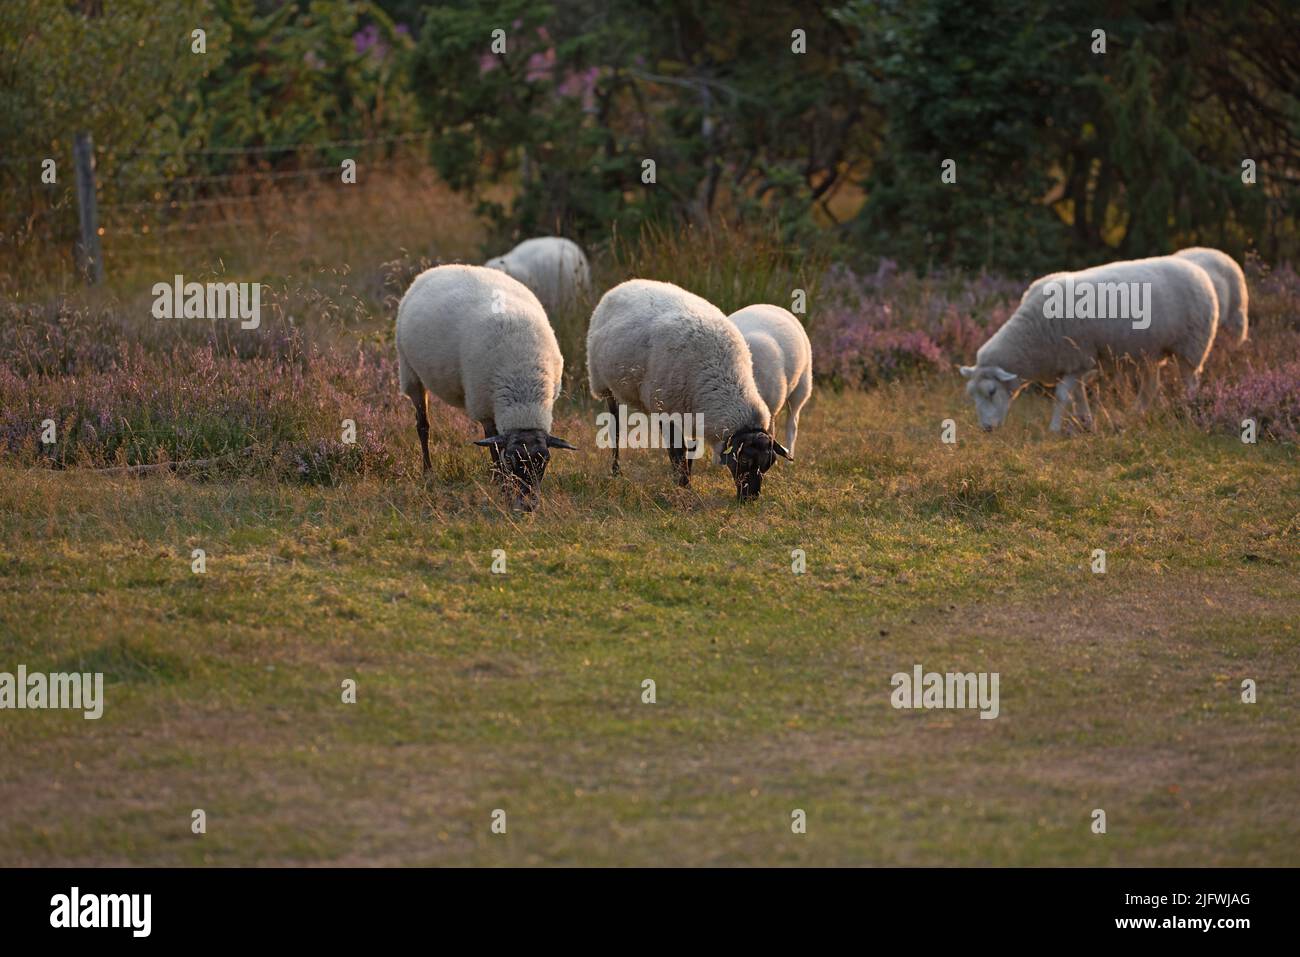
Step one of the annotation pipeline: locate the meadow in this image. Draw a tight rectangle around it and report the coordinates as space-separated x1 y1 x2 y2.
1 169 1297 866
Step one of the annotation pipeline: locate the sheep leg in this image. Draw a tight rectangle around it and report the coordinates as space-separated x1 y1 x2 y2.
606 398 621 476
785 370 813 455
408 387 432 472
666 419 691 487
1049 375 1077 433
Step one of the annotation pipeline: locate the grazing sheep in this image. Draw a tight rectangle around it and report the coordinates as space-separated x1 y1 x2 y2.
587 279 790 500
726 304 813 456
396 264 576 510
485 237 591 316
1173 247 1249 345
960 256 1219 432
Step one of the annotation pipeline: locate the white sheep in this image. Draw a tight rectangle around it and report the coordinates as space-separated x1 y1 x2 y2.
1173 247 1249 345
586 279 790 499
726 304 813 456
960 256 1219 432
485 237 591 317
396 264 575 510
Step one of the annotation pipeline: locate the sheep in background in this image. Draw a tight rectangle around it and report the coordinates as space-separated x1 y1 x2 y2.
587 279 791 500
960 256 1219 433
396 264 576 511
727 304 813 457
1173 247 1249 345
485 237 591 317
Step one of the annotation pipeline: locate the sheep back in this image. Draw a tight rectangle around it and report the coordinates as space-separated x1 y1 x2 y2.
396 264 563 432
727 304 812 418
1173 247 1249 344
487 237 590 315
587 279 769 442
978 256 1219 382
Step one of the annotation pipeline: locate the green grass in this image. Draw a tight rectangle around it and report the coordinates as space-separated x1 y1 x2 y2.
1 380 1296 865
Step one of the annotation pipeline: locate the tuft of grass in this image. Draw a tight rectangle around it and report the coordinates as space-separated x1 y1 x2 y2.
608 219 829 315
52 637 191 687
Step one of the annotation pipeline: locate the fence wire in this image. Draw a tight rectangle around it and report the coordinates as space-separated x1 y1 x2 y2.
7 131 431 266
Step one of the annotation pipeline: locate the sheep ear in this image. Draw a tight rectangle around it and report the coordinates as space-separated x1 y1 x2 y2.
992 367 1019 383
473 436 504 448
959 365 976 378
546 435 577 450
772 440 793 462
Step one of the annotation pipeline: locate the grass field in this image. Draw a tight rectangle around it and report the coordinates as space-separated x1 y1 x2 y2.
2 377 1297 865
2 165 1298 865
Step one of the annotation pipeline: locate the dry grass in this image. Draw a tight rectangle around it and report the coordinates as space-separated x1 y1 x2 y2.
1 168 1297 865
4 158 489 304
1 377 1297 865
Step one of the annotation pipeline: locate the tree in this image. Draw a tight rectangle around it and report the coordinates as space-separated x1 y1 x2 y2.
410 0 875 245
837 0 1298 272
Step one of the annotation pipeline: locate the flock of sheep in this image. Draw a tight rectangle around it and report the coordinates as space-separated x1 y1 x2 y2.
394 237 1249 509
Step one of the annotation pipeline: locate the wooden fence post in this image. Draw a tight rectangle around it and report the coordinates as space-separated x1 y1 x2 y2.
73 131 104 285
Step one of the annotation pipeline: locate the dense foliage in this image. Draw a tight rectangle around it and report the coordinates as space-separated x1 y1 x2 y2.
408 0 1299 270
1 0 416 254
839 0 1291 271
2 0 1298 274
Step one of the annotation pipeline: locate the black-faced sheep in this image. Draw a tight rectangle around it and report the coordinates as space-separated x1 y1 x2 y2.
396 264 575 510
587 279 791 500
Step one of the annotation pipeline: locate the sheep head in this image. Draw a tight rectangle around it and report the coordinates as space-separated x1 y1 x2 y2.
959 365 1022 431
474 429 577 511
483 255 516 281
719 427 792 501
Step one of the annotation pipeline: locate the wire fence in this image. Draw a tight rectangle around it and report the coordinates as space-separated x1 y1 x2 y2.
99 181 356 213
95 204 420 267
1 130 430 166
110 130 431 158
5 130 434 276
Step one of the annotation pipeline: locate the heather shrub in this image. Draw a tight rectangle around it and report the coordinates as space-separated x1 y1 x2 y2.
1191 360 1300 443
1188 258 1300 443
1193 267 1300 446
3 244 1296 480
812 260 1019 387
814 302 944 388
0 307 409 475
